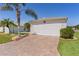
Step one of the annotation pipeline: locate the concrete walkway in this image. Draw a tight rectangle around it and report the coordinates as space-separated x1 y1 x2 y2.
0 35 59 56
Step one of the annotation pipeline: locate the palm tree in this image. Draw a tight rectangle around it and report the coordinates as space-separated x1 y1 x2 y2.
0 3 38 36
9 21 17 33
24 23 30 32
0 20 6 32
0 18 16 33
25 8 38 20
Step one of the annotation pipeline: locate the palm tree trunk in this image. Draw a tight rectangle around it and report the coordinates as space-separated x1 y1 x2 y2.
3 26 5 33
16 5 20 36
8 27 11 34
13 26 14 33
17 25 20 36
7 25 10 34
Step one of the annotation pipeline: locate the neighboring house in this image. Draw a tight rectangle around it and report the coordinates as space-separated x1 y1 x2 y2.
30 17 67 36
10 26 24 33
0 27 9 33
0 26 24 34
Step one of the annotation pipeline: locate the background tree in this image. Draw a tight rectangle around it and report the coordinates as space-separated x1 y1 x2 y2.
75 25 79 30
24 23 30 32
0 3 38 36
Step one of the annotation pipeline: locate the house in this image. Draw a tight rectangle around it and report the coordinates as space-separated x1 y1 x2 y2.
0 26 24 34
0 27 9 33
30 17 67 36
10 26 24 33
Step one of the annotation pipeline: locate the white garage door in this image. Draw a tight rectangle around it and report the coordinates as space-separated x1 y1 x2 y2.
31 23 61 36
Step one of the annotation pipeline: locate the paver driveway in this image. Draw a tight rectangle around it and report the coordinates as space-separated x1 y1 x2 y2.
0 35 59 56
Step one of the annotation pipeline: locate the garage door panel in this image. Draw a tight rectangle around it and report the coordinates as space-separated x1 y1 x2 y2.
31 24 61 36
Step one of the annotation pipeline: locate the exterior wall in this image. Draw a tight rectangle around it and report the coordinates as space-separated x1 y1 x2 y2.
10 26 24 33
60 23 67 28
0 27 9 33
30 23 66 36
0 26 24 34
0 27 3 32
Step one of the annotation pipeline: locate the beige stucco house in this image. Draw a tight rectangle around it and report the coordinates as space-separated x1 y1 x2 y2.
30 17 67 36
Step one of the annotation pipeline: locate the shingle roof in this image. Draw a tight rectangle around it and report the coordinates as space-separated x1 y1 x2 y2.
30 17 68 25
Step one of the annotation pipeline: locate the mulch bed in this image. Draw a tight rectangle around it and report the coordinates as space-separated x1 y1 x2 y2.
15 34 29 41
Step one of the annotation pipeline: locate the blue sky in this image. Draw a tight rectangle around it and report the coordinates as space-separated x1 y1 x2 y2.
0 3 79 26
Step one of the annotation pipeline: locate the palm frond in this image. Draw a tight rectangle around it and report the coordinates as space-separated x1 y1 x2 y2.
0 4 13 11
25 9 38 20
22 3 26 6
10 22 17 27
10 3 26 9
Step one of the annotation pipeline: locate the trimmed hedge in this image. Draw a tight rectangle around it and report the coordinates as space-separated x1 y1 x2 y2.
60 27 74 39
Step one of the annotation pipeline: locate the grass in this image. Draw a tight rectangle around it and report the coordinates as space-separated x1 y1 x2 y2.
0 32 28 44
74 32 79 38
0 33 15 44
58 32 79 56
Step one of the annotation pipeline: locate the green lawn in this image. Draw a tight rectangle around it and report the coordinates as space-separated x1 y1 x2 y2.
74 32 79 38
58 32 79 56
0 32 28 44
0 34 14 44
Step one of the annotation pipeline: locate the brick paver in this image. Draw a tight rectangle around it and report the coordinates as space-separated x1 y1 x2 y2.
0 35 59 56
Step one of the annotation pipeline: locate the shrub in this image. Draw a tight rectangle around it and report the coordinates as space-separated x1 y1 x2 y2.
60 27 75 39
24 23 30 32
75 25 79 30
20 32 29 36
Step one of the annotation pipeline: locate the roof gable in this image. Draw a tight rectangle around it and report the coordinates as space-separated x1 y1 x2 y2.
30 17 68 25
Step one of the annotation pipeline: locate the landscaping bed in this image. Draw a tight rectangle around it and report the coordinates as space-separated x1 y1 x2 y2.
58 32 79 56
12 32 29 41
